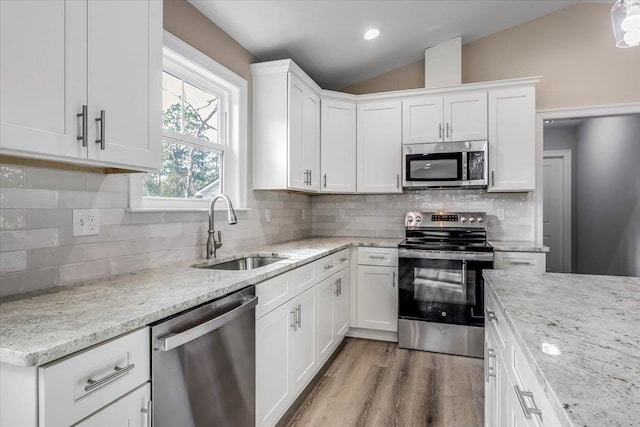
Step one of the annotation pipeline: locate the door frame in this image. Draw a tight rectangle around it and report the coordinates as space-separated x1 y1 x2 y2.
543 149 572 272
534 102 640 244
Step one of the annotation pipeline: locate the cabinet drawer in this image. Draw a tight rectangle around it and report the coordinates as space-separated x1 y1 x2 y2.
485 290 508 353
75 383 151 427
494 252 545 273
334 249 349 269
256 271 292 319
39 328 150 427
357 247 398 267
317 249 349 282
291 261 318 296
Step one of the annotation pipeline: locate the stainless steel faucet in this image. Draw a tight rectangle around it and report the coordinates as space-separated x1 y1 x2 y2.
206 193 238 259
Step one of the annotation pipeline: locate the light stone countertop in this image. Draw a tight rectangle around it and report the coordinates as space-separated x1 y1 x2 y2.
489 240 549 252
0 237 400 367
483 270 640 427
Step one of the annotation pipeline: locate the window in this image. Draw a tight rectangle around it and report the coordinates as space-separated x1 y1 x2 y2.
129 32 247 211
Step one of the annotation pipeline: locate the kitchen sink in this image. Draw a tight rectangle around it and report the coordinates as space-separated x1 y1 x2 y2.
195 255 290 271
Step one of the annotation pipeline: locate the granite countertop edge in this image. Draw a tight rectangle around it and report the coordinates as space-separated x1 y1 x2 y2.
488 240 550 253
0 237 400 367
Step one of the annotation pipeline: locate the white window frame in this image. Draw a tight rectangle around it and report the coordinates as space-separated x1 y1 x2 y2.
129 31 248 211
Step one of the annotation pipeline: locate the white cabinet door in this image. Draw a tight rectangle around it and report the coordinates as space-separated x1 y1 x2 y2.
256 302 293 427
488 86 536 192
356 265 398 331
333 269 349 340
317 277 335 364
0 0 87 160
75 384 150 427
289 287 317 394
444 91 487 142
321 99 356 192
303 88 320 192
357 101 402 193
485 331 497 427
86 0 161 171
402 96 444 144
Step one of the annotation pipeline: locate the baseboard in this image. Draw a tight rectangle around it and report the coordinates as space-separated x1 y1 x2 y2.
346 327 398 343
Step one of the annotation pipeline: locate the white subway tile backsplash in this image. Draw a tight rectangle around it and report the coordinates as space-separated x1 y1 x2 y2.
110 253 151 275
86 174 129 193
60 260 111 284
0 165 26 188
59 191 110 209
0 209 26 230
27 168 86 191
0 229 59 252
0 267 59 297
0 251 27 273
0 188 58 208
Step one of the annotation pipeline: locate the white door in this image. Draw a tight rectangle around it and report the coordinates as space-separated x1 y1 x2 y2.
86 0 161 171
488 87 536 192
333 269 349 339
320 99 356 192
302 89 320 192
356 265 398 331
316 277 335 364
289 287 317 393
256 302 292 427
357 101 402 193
402 96 444 144
444 91 488 142
0 0 87 160
75 384 150 427
543 151 572 272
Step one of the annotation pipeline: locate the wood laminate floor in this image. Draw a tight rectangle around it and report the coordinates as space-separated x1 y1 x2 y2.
282 338 484 427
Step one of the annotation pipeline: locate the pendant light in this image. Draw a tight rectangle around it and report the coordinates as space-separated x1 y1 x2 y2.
611 0 640 47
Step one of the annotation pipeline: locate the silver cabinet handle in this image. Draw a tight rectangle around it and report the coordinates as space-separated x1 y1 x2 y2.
514 385 543 420
486 310 498 322
334 278 340 296
369 255 386 260
491 170 495 186
338 277 342 296
446 122 450 138
324 264 334 270
156 296 258 351
485 347 496 381
396 174 400 189
95 109 105 150
509 261 535 266
296 304 302 328
85 363 135 392
439 123 442 139
323 173 327 188
392 271 396 287
140 400 152 427
339 257 348 262
77 105 87 147
309 169 312 186
290 307 297 331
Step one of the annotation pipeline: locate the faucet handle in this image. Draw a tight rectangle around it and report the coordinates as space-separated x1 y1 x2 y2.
215 230 223 249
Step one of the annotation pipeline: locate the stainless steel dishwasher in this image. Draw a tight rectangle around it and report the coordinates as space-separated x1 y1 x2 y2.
151 286 257 427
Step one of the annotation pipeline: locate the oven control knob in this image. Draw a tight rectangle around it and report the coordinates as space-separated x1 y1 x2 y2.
415 215 422 222
441 311 447 317
460 216 467 223
468 217 475 223
476 217 483 223
407 215 414 223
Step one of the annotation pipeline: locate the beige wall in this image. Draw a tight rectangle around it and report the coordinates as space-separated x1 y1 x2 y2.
163 0 256 81
342 3 640 110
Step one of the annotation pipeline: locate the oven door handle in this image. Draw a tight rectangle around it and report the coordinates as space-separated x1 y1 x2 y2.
398 248 494 262
461 260 467 288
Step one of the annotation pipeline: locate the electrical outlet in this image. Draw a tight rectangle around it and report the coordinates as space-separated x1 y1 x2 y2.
73 209 100 236
338 208 346 220
496 208 506 221
265 208 272 223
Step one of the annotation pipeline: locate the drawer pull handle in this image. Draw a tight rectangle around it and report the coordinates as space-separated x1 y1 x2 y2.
324 264 334 270
514 384 542 419
509 261 535 266
368 255 386 260
85 363 135 392
485 347 496 381
339 257 348 262
486 310 498 322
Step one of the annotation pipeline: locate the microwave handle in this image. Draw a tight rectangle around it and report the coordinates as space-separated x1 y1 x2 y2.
462 153 468 181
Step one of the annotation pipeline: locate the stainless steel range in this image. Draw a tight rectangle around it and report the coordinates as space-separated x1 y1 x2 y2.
398 211 494 358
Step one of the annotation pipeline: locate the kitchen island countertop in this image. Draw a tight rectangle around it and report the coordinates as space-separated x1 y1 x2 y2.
484 270 640 427
0 237 400 367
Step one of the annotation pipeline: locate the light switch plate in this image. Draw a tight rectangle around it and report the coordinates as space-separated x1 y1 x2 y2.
73 209 100 236
265 208 272 223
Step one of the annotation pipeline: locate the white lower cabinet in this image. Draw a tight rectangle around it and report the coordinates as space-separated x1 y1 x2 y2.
356 265 398 332
75 383 151 427
486 288 563 427
494 251 546 274
256 254 350 427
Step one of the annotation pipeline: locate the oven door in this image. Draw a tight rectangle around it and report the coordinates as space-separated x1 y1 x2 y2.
398 250 492 327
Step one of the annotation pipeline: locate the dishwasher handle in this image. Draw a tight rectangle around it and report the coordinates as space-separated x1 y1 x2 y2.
155 295 258 351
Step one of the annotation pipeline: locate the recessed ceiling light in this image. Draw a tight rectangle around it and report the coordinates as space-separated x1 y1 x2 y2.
364 28 380 40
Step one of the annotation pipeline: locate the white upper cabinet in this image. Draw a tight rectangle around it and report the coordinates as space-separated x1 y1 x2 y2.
0 0 87 160
402 91 487 144
488 86 536 192
0 0 162 172
357 100 402 193
320 98 356 192
252 61 321 192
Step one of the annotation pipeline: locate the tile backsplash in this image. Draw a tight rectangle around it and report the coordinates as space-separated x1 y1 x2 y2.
311 190 535 241
0 164 311 297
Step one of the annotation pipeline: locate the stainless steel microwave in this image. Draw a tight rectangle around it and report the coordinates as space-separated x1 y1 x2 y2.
403 140 488 189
